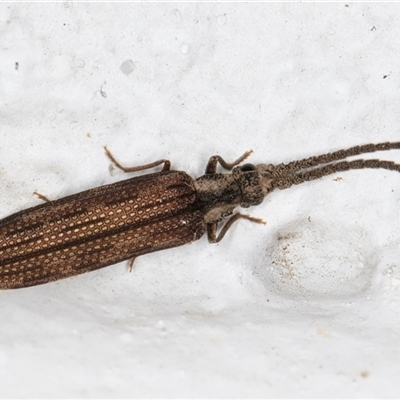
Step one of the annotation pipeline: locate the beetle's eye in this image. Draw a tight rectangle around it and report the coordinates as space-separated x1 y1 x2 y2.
240 163 256 172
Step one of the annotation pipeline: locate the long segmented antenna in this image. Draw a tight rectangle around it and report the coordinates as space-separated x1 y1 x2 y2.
281 141 400 172
272 158 400 190
259 141 400 192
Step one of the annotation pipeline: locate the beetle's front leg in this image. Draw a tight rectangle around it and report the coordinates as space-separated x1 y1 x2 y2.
207 213 266 243
205 151 253 174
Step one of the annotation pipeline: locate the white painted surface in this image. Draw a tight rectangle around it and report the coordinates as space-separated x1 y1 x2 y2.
0 3 399 397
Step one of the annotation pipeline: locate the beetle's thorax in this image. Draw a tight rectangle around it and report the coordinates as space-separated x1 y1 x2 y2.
195 165 273 224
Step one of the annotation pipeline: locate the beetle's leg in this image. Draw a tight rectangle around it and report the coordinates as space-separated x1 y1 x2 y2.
33 191 51 203
104 146 171 173
205 150 253 174
207 213 265 243
128 257 136 272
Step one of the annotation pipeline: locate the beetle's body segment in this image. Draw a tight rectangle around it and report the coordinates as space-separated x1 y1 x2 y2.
0 170 205 289
0 140 400 289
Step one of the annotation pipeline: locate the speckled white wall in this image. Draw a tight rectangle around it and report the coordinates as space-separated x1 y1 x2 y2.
0 2 400 397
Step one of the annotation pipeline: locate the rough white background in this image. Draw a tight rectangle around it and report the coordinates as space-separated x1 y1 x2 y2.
0 2 400 398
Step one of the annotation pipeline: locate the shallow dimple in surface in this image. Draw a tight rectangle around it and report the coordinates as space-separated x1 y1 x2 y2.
255 219 377 299
120 59 135 75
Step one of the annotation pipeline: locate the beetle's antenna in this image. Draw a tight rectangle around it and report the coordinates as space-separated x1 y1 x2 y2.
272 158 400 190
276 141 400 174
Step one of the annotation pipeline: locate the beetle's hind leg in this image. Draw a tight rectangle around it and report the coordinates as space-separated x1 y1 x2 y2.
33 191 51 202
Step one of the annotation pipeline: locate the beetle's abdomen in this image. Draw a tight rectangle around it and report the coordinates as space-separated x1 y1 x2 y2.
0 170 205 289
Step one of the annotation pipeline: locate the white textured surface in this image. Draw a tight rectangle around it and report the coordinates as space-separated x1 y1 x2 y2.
0 3 400 397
